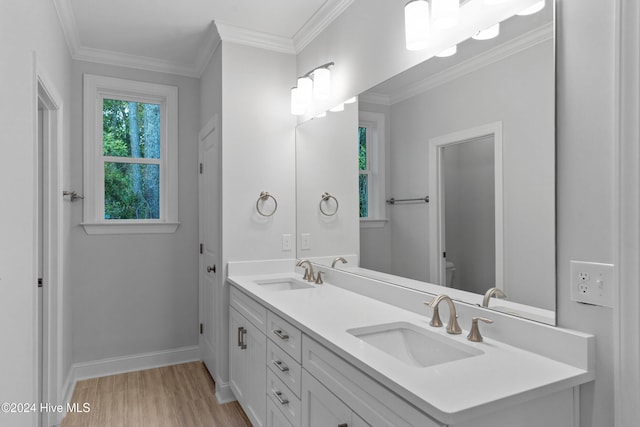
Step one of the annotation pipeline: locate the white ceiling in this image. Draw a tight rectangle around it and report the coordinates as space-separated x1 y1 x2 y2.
53 0 354 77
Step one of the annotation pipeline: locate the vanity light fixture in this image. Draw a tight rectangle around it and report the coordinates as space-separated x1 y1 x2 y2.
329 103 345 112
517 0 545 15
405 0 430 51
472 23 500 40
484 0 512 4
290 87 305 116
436 44 457 57
290 62 335 116
432 0 460 30
315 111 327 118
344 96 357 104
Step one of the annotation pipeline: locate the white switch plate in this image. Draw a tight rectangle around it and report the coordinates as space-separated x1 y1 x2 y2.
570 260 614 307
282 234 292 251
301 233 311 250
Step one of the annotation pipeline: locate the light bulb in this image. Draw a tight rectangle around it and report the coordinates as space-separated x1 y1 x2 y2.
432 0 459 30
517 0 545 15
436 45 457 57
313 67 331 100
405 0 430 51
473 23 500 40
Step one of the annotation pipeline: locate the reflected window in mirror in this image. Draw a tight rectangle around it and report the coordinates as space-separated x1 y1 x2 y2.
359 112 386 226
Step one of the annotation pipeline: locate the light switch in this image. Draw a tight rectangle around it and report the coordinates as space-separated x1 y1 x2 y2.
301 233 311 250
282 234 292 251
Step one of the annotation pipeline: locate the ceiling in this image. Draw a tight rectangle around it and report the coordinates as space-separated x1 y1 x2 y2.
53 0 354 77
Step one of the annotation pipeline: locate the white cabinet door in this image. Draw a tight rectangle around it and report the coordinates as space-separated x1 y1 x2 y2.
302 370 368 427
267 397 294 427
230 307 267 427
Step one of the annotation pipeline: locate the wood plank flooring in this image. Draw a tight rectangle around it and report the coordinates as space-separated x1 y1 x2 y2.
61 362 252 427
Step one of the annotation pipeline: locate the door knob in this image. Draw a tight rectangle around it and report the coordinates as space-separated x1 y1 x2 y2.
207 265 216 273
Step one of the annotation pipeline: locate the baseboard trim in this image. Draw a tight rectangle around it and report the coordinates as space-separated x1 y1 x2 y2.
70 345 201 382
215 381 236 404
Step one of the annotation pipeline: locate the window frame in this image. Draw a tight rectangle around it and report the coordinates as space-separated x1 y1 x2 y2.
82 74 179 235
359 111 387 228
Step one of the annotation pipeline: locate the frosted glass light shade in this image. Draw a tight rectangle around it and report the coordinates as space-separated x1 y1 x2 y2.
345 96 357 104
517 0 545 15
432 0 459 29
473 23 500 40
297 76 313 109
330 103 344 112
436 45 457 57
405 0 430 51
313 67 331 100
290 87 305 116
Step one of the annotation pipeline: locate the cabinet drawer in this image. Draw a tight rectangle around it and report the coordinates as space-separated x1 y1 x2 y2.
267 369 301 427
267 397 294 427
230 285 267 333
268 311 302 363
267 339 302 399
302 335 443 427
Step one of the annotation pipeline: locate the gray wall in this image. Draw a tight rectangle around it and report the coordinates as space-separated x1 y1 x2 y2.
69 61 201 363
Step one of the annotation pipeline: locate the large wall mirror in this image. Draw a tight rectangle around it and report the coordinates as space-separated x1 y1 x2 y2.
296 1 555 324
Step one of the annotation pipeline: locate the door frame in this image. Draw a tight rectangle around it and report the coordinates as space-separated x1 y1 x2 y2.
35 62 64 427
428 121 504 290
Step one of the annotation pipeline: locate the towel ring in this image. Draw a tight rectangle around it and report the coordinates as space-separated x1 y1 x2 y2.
319 192 339 216
256 192 278 217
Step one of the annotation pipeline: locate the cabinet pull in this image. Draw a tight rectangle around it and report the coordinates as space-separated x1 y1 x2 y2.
273 329 289 341
272 360 289 372
240 327 247 350
273 390 289 405
237 326 244 347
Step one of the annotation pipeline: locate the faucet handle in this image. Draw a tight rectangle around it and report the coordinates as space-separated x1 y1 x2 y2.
315 271 324 284
423 301 443 328
467 317 494 342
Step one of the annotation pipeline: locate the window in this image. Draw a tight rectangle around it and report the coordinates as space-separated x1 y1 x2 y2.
359 125 370 217
83 75 179 234
358 111 386 227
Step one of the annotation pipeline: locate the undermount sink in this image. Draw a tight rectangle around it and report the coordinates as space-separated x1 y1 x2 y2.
254 277 314 291
347 321 483 368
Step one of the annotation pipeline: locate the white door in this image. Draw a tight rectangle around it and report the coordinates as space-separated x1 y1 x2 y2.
199 116 221 375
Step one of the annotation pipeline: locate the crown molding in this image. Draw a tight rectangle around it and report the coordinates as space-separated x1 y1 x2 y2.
293 0 356 52
365 22 554 106
215 21 296 54
52 0 81 55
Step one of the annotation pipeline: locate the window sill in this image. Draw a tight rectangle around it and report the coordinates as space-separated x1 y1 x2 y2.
81 221 180 235
359 218 388 229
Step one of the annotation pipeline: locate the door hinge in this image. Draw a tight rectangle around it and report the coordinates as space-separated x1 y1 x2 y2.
37 278 43 288
200 243 203 254
199 163 203 174
200 323 203 334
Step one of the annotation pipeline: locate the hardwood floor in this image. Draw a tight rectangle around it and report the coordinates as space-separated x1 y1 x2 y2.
61 362 252 427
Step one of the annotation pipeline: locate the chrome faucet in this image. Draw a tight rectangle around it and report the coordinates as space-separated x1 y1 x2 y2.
426 295 461 334
482 287 507 307
331 257 347 268
296 260 315 282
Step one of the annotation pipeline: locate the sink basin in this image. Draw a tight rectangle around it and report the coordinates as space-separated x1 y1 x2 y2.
254 277 314 291
347 322 483 368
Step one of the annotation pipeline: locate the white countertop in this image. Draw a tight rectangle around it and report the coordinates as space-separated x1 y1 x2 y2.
228 271 593 425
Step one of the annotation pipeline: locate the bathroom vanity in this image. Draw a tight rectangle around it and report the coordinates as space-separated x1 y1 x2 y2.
227 260 593 427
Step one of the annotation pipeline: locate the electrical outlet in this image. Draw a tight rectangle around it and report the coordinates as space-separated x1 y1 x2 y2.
282 234 292 251
570 260 614 307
